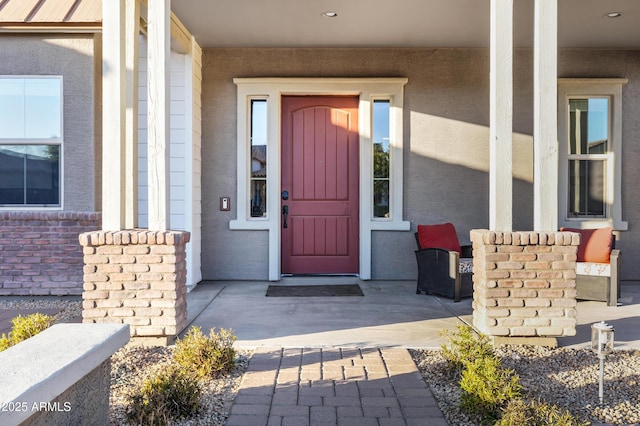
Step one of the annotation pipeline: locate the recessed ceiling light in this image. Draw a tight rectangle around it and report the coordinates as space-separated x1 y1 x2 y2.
321 11 338 18
606 12 622 18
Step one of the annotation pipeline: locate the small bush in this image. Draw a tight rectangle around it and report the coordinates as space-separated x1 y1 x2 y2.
127 365 202 426
173 326 236 379
460 355 522 424
441 324 494 373
0 313 54 352
497 398 588 426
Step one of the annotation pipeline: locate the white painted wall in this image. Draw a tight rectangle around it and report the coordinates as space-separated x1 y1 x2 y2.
186 40 203 288
138 40 185 230
138 37 202 288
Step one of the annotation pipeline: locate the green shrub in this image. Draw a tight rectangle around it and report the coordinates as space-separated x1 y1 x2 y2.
441 324 494 373
0 313 54 352
173 326 236 379
496 398 588 426
127 365 201 426
440 325 586 426
460 355 522 424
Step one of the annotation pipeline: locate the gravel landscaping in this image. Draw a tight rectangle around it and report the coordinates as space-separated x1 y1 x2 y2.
411 346 640 426
109 345 250 426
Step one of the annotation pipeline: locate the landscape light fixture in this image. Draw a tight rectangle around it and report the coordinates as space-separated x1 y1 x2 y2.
591 321 614 405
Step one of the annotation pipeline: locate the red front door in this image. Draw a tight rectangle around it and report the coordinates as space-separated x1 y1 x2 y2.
281 96 359 274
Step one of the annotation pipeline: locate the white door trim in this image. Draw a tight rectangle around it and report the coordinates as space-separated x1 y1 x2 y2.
231 78 409 280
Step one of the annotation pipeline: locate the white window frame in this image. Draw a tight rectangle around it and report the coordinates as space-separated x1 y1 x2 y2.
558 78 627 230
0 75 64 210
231 78 409 280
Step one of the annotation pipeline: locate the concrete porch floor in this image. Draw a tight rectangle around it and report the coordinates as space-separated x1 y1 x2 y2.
184 278 640 350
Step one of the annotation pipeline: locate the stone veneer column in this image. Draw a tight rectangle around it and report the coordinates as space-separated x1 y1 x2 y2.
79 230 190 345
470 230 579 345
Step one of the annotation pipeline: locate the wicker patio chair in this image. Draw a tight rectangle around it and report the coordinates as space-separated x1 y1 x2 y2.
414 223 473 302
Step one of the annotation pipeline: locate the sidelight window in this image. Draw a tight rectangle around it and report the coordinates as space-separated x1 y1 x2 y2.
250 99 267 217
372 100 390 218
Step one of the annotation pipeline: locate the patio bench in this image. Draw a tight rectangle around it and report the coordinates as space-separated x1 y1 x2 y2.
562 227 620 307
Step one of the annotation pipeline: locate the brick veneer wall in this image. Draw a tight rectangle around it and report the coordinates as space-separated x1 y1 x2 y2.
470 230 579 339
0 211 101 296
79 230 190 345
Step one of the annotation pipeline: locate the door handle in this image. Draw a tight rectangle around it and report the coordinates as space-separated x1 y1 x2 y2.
282 205 288 229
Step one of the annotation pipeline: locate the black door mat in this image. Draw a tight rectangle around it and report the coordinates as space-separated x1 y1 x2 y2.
266 284 364 297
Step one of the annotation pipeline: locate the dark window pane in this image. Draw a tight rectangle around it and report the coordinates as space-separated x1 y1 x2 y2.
26 145 60 205
0 146 26 204
374 180 390 218
251 180 267 217
0 145 60 206
568 159 605 217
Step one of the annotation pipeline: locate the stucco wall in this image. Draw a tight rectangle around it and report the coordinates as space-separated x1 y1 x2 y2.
202 48 640 281
0 34 98 211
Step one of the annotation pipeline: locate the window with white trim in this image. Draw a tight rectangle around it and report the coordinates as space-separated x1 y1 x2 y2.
558 78 627 230
0 77 62 207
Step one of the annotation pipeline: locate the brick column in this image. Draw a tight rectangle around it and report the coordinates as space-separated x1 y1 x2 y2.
470 230 579 346
79 230 189 345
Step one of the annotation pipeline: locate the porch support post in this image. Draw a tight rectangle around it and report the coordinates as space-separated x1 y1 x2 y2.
533 0 558 231
125 0 140 229
101 0 126 231
147 0 171 231
489 0 513 232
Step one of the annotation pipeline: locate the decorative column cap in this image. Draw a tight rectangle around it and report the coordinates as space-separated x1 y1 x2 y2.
470 229 580 246
79 229 190 247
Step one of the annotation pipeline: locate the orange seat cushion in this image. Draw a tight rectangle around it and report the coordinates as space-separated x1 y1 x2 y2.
561 227 613 263
417 223 462 254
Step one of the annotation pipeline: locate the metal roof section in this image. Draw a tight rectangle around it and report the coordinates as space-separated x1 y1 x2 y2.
0 0 100 27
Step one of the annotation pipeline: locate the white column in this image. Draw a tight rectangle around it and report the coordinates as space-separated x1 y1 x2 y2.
147 0 171 231
125 0 140 229
489 0 513 232
533 0 558 231
101 0 126 231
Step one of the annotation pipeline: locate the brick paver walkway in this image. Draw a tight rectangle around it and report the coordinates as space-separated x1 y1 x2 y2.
226 347 448 426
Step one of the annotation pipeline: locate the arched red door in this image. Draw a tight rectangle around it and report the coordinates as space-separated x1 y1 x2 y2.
281 96 359 274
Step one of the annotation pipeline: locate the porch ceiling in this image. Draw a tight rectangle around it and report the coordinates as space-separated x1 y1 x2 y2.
172 0 640 49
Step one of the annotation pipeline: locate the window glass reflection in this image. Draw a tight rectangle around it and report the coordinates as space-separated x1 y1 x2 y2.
568 159 605 217
373 100 390 218
0 78 61 139
569 98 608 155
0 145 59 206
250 99 267 217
